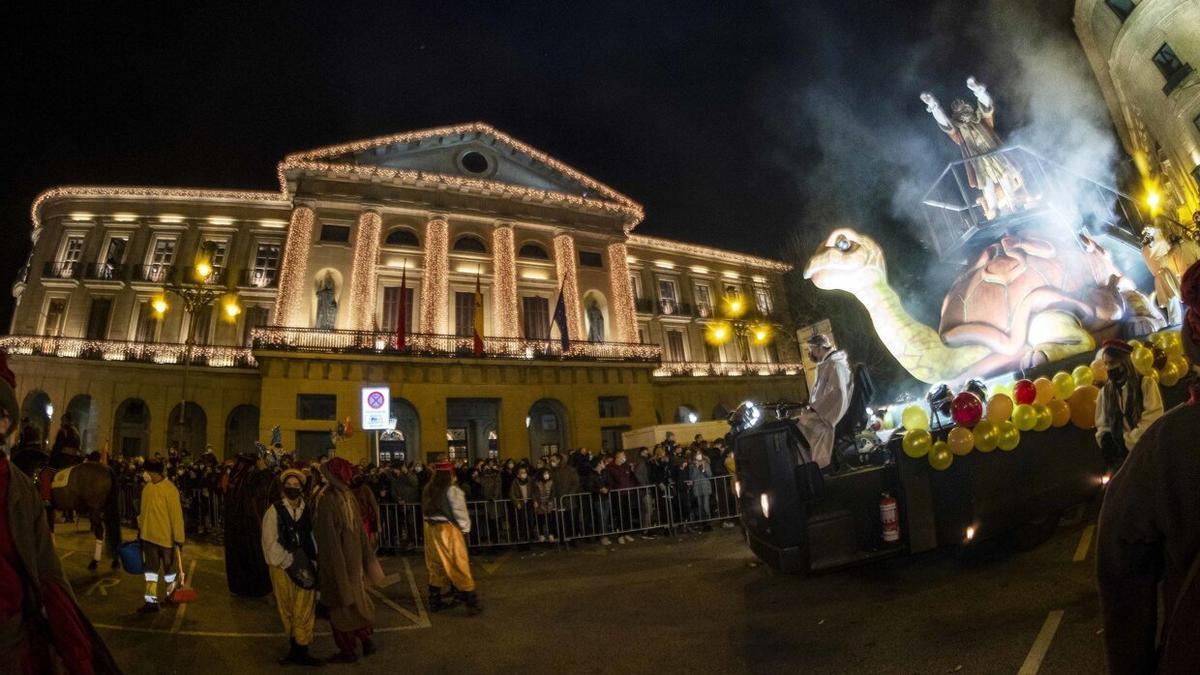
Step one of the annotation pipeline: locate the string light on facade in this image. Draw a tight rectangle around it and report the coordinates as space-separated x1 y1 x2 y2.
607 241 637 342
420 217 449 334
31 186 284 234
492 225 519 338
348 209 382 330
274 205 315 327
627 234 792 272
0 335 255 368
553 234 584 340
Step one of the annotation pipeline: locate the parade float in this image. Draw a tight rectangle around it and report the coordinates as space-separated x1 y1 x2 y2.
733 78 1198 574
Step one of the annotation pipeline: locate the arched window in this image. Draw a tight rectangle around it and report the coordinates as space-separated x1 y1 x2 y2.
518 243 549 260
384 228 420 247
453 235 487 253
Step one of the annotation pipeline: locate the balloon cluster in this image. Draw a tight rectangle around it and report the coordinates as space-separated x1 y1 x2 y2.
900 330 1193 472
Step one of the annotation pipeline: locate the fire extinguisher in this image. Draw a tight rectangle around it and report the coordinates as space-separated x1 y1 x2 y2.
880 492 900 543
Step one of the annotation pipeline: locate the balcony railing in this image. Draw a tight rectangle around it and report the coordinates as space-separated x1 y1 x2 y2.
240 268 279 289
130 264 176 284
0 335 255 368
179 266 227 285
635 298 655 314
42 261 81 280
652 361 803 378
695 303 713 318
252 326 662 363
82 262 127 281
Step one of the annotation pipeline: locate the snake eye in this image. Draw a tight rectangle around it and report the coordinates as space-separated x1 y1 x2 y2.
835 235 852 252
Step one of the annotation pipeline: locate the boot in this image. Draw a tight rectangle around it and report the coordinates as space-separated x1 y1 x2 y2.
362 638 377 657
279 639 300 665
458 590 482 616
428 585 458 612
292 643 323 667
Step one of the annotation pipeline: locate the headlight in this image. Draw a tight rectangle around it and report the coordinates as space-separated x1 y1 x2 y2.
760 493 770 519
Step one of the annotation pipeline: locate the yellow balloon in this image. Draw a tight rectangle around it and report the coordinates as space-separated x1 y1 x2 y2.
1164 338 1183 360
902 428 933 458
1091 359 1108 385
1068 384 1100 429
1071 364 1094 388
1052 372 1076 400
1033 404 1053 432
1032 377 1054 405
1128 339 1145 352
1150 332 1169 349
948 426 974 456
1048 399 1070 427
1169 355 1191 375
986 393 1014 425
973 420 998 452
997 421 1020 451
1159 361 1181 387
1132 347 1154 376
928 441 953 471
1013 403 1038 431
902 405 930 432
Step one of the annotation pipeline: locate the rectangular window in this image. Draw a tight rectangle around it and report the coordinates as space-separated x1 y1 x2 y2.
191 305 213 345
579 250 603 268
522 296 550 340
103 237 127 265
704 340 721 363
755 287 773 314
201 239 228 270
658 278 678 314
381 286 415 333
320 224 351 243
295 430 333 461
134 301 158 342
241 305 270 345
43 298 66 337
694 284 713 317
296 394 337 421
1153 43 1192 94
600 426 630 454
61 235 85 263
1104 0 1134 20
665 330 686 362
637 327 646 344
630 273 641 300
150 238 176 265
85 298 112 340
599 396 631 418
249 242 281 287
454 291 476 337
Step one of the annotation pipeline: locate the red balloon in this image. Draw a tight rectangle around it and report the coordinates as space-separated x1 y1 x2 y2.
1013 379 1037 405
951 391 984 428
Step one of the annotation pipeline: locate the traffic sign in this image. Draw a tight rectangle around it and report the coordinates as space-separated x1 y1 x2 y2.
360 386 391 430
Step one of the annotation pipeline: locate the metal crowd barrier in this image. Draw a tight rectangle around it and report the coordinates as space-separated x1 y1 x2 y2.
376 474 740 554
116 482 224 536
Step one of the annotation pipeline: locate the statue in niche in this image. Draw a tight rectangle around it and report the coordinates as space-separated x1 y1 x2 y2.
586 300 605 342
315 272 338 329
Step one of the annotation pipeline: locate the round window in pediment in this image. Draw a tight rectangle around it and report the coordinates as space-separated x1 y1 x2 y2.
460 151 491 175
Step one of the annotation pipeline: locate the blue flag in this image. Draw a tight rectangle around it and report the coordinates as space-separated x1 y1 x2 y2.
552 286 570 352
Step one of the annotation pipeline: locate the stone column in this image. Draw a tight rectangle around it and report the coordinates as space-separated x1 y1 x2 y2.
347 208 382 331
272 204 315 327
419 216 449 334
553 233 584 341
606 241 637 343
491 225 518 338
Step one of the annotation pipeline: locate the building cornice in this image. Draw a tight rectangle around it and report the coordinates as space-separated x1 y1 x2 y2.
626 234 792 272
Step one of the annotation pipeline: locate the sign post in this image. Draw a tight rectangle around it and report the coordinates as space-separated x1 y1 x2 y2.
361 386 391 465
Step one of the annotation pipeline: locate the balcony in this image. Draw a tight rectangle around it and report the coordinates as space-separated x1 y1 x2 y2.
42 261 81 280
179 266 227 285
240 268 279 289
0 335 255 368
653 361 804 378
695 303 713 318
82 262 128 281
635 298 655 314
130 264 176 284
252 326 662 363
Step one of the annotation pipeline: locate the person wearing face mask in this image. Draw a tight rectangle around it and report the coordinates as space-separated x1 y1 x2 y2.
531 468 557 543
1095 339 1163 468
792 333 853 470
261 468 321 666
137 458 186 613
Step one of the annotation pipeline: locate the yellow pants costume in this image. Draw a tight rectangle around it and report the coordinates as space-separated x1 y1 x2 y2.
424 521 476 592
268 565 316 645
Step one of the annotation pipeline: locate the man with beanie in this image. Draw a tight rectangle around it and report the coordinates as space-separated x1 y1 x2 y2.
137 457 185 613
262 468 321 666
1094 338 1163 467
1097 259 1200 673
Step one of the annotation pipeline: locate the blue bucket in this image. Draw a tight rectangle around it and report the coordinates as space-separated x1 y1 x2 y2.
118 540 143 575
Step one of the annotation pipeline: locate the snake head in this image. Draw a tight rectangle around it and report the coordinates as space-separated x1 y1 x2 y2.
804 228 887 291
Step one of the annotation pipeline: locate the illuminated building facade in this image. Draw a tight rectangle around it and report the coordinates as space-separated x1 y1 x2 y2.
1075 0 1200 218
6 124 805 462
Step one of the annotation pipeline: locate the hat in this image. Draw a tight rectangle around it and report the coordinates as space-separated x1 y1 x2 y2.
806 333 833 348
280 468 306 486
432 461 454 472
323 456 354 486
144 458 165 474
1101 339 1134 355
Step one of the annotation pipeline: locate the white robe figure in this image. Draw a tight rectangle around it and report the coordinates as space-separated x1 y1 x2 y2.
1095 375 1164 451
795 350 853 468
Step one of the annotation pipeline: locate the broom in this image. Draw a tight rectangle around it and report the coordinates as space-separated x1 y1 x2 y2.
170 544 198 603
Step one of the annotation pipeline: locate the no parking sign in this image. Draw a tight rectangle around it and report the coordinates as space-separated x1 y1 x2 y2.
360 386 391 430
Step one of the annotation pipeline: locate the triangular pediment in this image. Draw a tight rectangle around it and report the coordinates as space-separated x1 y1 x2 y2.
284 122 638 210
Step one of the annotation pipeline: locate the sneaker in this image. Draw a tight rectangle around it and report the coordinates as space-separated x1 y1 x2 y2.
538 535 547 543
547 535 556 543
137 602 160 614
722 521 736 528
600 536 613 546
618 535 629 544
640 533 656 540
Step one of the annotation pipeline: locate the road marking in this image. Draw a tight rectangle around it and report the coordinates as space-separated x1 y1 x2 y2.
170 559 198 633
403 558 430 627
85 576 121 597
60 550 75 562
1072 525 1095 562
1018 610 1064 675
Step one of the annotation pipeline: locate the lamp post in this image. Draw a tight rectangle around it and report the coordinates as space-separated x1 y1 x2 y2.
704 293 773 364
153 255 241 454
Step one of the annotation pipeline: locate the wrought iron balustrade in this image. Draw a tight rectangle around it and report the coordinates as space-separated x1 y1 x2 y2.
0 335 255 368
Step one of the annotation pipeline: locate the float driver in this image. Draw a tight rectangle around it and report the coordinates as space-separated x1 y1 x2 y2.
792 334 853 469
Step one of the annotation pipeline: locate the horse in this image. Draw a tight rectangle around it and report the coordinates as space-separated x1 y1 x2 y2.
11 447 122 571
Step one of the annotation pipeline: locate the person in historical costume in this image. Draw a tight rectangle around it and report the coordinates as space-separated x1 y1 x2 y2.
422 461 481 614
314 457 379 663
0 352 121 674
223 452 273 597
1097 260 1200 674
1094 339 1164 468
261 468 321 667
50 412 81 469
791 334 852 469
136 458 185 613
921 77 1027 220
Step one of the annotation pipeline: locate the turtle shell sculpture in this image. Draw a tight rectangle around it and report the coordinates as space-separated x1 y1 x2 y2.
803 228 1165 384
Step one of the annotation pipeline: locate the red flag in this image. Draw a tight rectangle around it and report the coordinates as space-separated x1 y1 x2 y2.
397 263 407 350
472 270 484 356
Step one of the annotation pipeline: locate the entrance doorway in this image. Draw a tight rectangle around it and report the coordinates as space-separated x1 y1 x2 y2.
113 398 150 457
444 399 499 463
527 399 568 459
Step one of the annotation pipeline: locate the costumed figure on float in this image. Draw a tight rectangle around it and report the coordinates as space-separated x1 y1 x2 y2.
790 334 852 469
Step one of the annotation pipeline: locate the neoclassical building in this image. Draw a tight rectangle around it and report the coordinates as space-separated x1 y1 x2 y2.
5 123 806 462
1075 0 1200 219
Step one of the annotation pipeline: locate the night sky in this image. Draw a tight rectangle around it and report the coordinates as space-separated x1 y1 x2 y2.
4 0 1096 334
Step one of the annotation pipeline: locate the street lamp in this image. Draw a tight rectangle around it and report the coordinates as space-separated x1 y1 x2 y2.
154 255 240 454
705 292 774 363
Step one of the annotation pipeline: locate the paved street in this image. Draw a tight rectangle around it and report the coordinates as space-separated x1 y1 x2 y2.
55 511 1106 675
